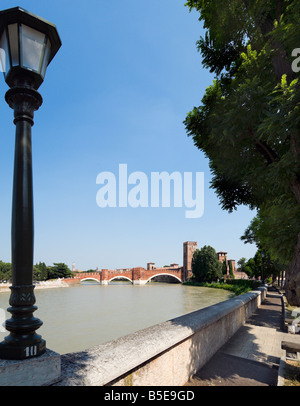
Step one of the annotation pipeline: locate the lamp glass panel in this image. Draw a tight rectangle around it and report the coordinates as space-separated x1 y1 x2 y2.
21 24 45 72
41 39 50 78
0 29 10 75
8 24 19 66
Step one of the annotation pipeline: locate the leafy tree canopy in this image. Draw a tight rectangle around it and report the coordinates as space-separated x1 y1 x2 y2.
192 245 222 282
33 262 48 281
0 261 12 282
184 0 300 304
48 263 73 280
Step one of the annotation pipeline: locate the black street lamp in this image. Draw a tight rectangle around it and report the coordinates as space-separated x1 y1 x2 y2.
0 7 61 360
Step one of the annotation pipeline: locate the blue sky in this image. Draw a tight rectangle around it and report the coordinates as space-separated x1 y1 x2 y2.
0 1 257 271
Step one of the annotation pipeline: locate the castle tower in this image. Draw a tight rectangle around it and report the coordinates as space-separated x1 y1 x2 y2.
217 252 227 263
183 241 197 280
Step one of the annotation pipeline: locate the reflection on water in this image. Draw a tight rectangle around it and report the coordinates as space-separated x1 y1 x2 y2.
0 282 232 355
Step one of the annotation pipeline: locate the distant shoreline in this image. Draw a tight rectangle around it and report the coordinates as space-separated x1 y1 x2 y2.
0 279 70 294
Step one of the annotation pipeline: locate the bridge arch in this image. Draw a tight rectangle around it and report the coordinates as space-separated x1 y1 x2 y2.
81 277 100 284
108 276 133 284
145 273 182 284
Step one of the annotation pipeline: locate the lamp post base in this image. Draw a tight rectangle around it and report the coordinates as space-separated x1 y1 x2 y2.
0 338 46 361
0 285 46 360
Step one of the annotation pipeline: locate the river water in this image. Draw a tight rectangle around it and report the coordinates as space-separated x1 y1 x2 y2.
0 281 232 355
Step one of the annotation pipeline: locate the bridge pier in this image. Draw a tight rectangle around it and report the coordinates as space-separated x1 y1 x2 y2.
133 280 147 285
100 280 109 286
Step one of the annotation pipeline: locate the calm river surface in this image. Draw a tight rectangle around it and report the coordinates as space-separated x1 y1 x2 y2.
0 282 232 355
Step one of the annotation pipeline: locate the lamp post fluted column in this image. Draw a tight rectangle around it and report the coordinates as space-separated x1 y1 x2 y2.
0 6 61 360
0 84 45 360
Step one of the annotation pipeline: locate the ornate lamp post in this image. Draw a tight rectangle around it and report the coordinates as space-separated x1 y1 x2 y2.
0 7 61 360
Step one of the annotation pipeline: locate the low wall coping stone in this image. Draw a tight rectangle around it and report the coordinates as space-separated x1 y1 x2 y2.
0 348 61 386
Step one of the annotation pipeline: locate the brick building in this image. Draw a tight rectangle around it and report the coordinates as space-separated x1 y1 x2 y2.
217 252 247 279
183 241 197 280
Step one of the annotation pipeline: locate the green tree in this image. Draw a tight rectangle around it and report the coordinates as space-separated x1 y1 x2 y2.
241 212 296 266
192 245 222 282
241 216 287 283
244 258 258 279
221 259 228 276
0 261 12 282
237 257 247 273
33 262 48 281
47 263 73 280
244 249 283 282
184 0 300 305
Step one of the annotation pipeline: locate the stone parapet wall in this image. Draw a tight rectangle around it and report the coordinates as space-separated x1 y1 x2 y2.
55 287 267 386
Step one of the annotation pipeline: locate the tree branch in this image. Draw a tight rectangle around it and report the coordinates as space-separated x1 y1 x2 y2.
247 127 279 164
276 0 283 21
255 140 279 164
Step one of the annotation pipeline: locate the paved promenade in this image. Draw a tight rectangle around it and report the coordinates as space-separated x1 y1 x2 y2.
185 286 300 386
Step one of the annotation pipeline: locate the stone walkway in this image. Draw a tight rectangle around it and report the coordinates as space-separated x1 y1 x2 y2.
185 287 300 386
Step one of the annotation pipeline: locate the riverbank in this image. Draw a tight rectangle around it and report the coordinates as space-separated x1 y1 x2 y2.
0 279 70 293
183 279 261 296
0 278 260 295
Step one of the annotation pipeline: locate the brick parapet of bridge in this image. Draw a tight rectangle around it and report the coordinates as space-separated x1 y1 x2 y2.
69 267 185 284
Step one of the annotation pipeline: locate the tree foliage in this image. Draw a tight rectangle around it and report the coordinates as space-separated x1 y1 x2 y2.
0 260 73 282
222 259 228 276
192 245 222 282
0 261 12 282
184 0 300 304
237 257 247 273
47 263 73 280
241 210 297 265
33 262 48 281
244 248 284 281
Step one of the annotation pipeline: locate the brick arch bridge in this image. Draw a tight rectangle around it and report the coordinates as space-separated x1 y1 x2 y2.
66 267 184 285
